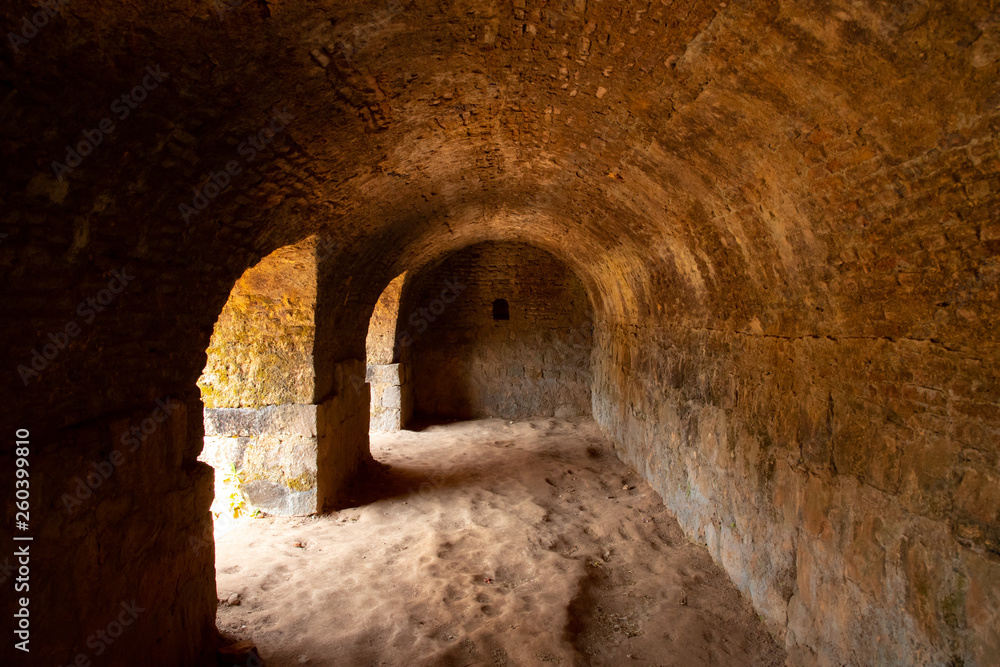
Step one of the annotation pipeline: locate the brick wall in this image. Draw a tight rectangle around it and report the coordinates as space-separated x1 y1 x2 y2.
591 130 1000 665
2 0 998 664
401 242 593 420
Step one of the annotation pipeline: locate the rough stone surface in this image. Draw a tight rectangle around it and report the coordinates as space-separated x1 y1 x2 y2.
366 275 414 431
317 359 373 510
199 240 318 408
366 272 407 365
0 396 216 666
367 363 412 432
2 0 998 664
401 241 593 419
594 323 1000 666
200 405 318 516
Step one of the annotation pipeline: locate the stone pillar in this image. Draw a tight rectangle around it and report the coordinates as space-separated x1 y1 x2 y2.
316 359 371 511
201 404 319 516
367 362 411 432
0 395 217 666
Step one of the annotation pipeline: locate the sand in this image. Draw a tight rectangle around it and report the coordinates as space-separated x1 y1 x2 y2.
214 418 785 666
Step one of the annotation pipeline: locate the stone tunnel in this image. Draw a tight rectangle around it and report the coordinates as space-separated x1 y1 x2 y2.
1 0 998 664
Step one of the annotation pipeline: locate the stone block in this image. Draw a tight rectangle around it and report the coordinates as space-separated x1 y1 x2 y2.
257 403 318 437
370 407 401 433
243 479 316 516
367 362 402 385
201 404 319 516
204 407 259 437
382 384 402 409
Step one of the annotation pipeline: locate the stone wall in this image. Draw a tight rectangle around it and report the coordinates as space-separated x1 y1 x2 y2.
201 405 318 516
366 272 406 365
593 321 1000 665
317 359 373 511
198 240 317 409
366 273 412 432
368 363 413 432
0 395 216 666
400 242 593 420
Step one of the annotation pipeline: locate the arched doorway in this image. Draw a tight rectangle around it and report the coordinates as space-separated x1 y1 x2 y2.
364 271 412 432
197 238 322 523
398 241 594 421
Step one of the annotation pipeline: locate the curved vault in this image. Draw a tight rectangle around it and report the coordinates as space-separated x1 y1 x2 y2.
1 0 998 665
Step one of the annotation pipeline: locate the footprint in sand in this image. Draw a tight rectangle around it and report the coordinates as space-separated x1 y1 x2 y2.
259 571 291 592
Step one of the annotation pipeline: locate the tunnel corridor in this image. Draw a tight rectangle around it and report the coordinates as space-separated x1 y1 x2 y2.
1 0 998 665
214 419 785 666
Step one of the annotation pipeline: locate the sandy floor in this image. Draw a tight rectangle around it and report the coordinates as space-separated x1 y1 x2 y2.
214 418 785 666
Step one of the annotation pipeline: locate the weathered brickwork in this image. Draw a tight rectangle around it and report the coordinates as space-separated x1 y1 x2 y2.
401 242 593 420
317 359 373 511
2 0 998 664
594 321 1000 665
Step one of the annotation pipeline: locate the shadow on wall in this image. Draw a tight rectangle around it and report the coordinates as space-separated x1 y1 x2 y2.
396 241 594 421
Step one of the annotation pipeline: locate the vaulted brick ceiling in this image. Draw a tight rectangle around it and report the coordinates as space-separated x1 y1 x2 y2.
3 3 1000 665
2 0 998 421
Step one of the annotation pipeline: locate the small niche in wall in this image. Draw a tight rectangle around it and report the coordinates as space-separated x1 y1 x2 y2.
492 298 509 321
